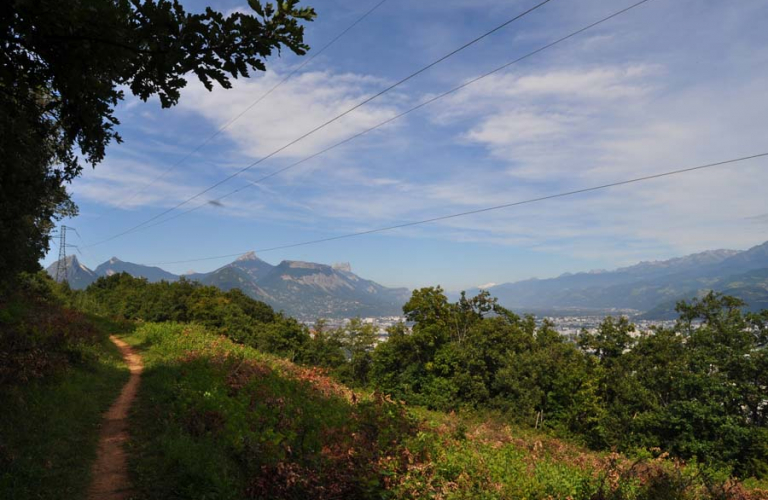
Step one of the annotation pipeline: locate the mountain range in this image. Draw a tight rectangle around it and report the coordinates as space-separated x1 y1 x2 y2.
46 240 768 320
464 241 768 318
46 252 410 320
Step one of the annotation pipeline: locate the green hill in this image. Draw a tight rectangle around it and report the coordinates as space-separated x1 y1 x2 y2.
4 273 768 499
123 321 766 500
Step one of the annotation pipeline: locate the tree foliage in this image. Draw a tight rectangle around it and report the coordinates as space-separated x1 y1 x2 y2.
0 0 314 285
72 273 311 360
22 269 768 478
372 289 768 478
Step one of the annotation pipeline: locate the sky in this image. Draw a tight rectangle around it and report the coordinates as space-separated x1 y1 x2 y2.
43 0 768 291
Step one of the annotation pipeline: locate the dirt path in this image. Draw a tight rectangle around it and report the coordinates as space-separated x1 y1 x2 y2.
87 336 143 500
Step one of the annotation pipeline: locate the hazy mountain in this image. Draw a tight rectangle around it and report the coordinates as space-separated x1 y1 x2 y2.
49 252 410 319
474 242 768 316
458 249 739 308
641 267 768 319
94 257 178 282
253 260 410 319
701 241 768 276
48 241 768 320
197 266 271 301
220 251 274 281
184 255 409 318
616 249 741 278
46 255 97 289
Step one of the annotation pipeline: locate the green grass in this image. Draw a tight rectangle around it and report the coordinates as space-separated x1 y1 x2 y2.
124 323 250 499
122 322 766 500
0 318 130 500
125 322 410 499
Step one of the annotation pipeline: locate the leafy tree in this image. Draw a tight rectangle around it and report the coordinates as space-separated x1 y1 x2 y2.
371 322 425 400
337 318 378 386
251 317 310 362
668 293 768 475
402 286 453 329
302 319 346 369
578 315 636 364
0 0 315 286
373 287 768 477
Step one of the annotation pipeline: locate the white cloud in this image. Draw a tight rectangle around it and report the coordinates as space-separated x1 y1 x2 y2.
73 0 768 278
73 157 204 210
248 52 768 263
179 70 403 161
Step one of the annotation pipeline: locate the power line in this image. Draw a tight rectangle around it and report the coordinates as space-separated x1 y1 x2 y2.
86 0 556 246
148 152 768 266
94 0 391 219
87 0 652 244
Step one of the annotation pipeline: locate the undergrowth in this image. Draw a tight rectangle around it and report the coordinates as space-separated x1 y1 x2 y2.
0 290 130 500
124 322 768 500
126 322 414 499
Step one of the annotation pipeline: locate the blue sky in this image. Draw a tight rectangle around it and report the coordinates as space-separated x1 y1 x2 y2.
44 0 768 290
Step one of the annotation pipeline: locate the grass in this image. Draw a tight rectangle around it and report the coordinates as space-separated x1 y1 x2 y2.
0 316 130 500
125 322 412 499
123 322 768 500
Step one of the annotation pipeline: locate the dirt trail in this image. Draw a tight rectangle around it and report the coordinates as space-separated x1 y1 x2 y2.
87 336 143 500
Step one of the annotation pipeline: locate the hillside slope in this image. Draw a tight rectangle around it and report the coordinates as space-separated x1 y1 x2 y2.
197 266 272 300
476 242 768 314
122 322 767 500
254 260 410 319
0 285 129 500
642 267 768 319
94 257 178 282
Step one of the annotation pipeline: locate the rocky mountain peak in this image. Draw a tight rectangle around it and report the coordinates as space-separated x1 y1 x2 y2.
283 260 328 270
45 255 96 287
332 262 352 273
236 251 260 262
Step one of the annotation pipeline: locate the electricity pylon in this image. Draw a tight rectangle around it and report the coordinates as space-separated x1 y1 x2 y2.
54 225 82 284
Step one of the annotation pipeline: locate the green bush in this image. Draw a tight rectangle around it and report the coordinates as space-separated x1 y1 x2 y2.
371 288 768 481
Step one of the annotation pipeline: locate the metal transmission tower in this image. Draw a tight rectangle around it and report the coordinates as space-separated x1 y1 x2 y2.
56 225 68 283
54 225 83 283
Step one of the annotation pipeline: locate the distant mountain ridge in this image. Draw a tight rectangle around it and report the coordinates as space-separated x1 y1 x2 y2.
46 241 768 320
254 260 410 319
45 255 97 289
95 257 178 283
47 253 409 320
467 242 768 318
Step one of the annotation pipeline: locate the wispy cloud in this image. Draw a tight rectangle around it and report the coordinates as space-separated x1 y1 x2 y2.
60 0 768 287
178 70 404 160
73 156 205 210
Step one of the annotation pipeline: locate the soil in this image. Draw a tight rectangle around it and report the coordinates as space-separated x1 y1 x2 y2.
87 336 143 500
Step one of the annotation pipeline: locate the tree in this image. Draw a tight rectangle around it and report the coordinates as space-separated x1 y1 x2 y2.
402 286 453 328
0 0 315 286
338 318 378 386
578 316 636 364
302 319 346 369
